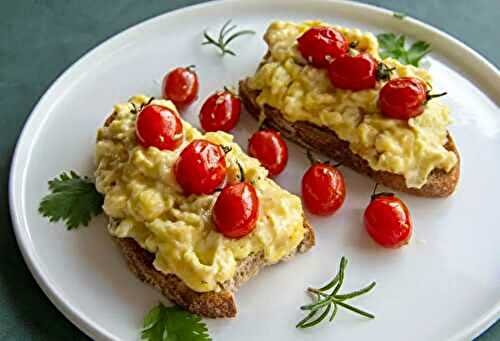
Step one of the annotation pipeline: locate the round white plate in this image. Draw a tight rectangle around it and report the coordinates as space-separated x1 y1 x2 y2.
9 0 500 340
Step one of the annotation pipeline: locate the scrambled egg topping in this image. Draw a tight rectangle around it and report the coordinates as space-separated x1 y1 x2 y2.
95 95 305 292
247 21 458 188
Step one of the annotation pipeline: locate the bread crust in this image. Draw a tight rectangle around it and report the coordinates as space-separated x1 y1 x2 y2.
102 108 315 318
239 79 460 197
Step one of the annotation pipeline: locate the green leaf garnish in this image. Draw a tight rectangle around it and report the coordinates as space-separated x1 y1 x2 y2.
296 257 376 329
39 171 103 230
202 19 255 56
377 33 431 67
393 12 406 19
141 303 211 341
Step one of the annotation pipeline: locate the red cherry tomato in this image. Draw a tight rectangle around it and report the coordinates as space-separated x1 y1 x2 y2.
199 90 241 132
301 163 346 216
328 53 378 91
378 77 428 119
297 26 348 68
248 129 288 177
162 66 199 109
135 104 183 151
364 193 412 248
213 182 259 239
174 140 227 195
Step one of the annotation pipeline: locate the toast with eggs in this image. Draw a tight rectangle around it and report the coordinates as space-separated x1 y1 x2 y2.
96 96 315 318
240 21 460 197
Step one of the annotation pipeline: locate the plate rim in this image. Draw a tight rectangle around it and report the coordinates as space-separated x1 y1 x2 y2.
8 0 500 340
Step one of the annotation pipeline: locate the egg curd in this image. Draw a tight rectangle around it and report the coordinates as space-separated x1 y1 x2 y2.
95 95 306 293
247 21 458 188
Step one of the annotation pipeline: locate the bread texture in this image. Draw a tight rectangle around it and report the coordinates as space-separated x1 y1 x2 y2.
239 79 460 198
103 111 315 318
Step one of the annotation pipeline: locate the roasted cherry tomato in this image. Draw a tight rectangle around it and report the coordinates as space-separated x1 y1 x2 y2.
297 27 349 68
135 104 183 151
378 77 446 120
213 182 259 239
174 140 227 195
364 191 412 248
199 90 241 132
301 155 346 216
248 129 288 177
328 53 378 91
162 66 199 109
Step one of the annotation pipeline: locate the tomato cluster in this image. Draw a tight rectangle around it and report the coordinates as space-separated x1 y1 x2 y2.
297 26 445 120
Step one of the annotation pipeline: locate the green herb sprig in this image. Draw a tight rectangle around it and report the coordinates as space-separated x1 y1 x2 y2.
393 12 406 19
296 257 376 329
202 20 255 56
39 171 103 230
141 303 211 341
377 33 431 67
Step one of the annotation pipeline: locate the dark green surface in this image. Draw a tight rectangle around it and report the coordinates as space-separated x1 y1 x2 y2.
0 0 498 340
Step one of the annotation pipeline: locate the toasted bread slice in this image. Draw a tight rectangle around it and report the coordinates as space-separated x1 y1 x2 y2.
113 219 314 318
239 79 460 198
103 111 315 318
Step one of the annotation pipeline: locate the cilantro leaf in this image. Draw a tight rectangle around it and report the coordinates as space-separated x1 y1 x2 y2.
141 303 211 341
39 171 103 230
377 33 431 67
406 40 431 66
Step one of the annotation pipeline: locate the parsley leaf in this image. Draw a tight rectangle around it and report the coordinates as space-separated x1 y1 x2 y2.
377 33 431 67
141 303 211 341
39 171 103 230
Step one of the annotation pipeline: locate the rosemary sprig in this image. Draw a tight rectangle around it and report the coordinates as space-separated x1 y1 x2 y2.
202 20 255 56
296 256 376 329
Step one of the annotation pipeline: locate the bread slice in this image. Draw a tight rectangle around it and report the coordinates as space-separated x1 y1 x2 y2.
239 79 460 198
103 111 315 318
113 220 314 318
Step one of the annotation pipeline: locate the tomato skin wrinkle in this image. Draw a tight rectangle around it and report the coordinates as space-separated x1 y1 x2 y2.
162 66 199 109
328 53 378 91
135 104 183 151
248 129 288 177
213 182 259 239
200 91 241 132
297 26 348 68
174 140 227 195
364 195 412 248
301 163 346 216
378 77 428 119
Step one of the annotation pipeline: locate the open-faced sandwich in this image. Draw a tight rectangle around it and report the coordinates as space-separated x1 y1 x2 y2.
240 21 460 197
94 95 315 317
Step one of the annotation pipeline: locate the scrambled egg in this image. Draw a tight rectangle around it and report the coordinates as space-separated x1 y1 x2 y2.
247 21 458 188
95 95 305 292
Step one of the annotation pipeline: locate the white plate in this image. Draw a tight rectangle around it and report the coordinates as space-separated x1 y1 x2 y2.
9 0 500 340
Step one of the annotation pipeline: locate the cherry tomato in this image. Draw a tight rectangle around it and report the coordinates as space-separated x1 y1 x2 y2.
174 140 226 195
135 104 183 151
301 163 346 216
248 129 288 177
378 77 428 119
213 182 259 239
162 66 199 109
199 90 241 132
364 193 412 248
297 26 348 68
328 53 378 91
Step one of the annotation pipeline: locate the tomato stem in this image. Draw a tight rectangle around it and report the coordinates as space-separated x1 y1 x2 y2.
185 64 196 71
370 183 395 201
375 63 395 82
236 160 245 183
425 91 447 103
